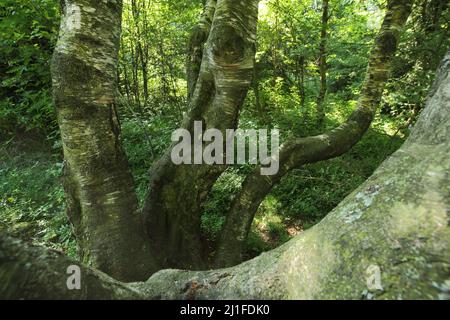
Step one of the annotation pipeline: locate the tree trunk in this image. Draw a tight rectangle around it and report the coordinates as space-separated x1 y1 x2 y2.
298 55 306 109
131 0 149 109
2 48 448 299
187 0 216 101
215 0 414 267
253 62 266 122
141 0 259 270
131 43 141 112
316 0 329 126
120 55 132 105
51 0 157 281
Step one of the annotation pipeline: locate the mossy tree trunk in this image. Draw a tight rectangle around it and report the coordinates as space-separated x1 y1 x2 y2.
51 0 158 281
1 48 449 299
141 0 259 270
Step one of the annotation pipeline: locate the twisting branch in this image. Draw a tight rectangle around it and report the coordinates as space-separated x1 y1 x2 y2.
215 0 415 267
142 0 260 270
187 0 217 100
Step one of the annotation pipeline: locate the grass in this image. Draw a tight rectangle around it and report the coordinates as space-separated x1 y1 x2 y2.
0 133 76 257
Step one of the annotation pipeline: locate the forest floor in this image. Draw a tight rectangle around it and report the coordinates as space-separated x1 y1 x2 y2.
0 102 406 262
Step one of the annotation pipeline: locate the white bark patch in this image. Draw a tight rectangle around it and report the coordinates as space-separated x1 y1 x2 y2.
65 3 81 32
83 6 96 14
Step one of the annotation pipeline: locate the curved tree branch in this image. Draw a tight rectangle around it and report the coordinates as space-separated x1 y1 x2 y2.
187 0 217 100
215 0 414 267
0 235 142 299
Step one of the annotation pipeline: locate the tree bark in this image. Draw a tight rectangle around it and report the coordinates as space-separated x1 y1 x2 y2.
215 0 414 267
51 0 158 281
2 48 448 299
142 0 259 270
0 235 142 299
187 0 216 101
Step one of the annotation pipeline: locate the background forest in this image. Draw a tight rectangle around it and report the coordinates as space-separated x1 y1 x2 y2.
0 0 448 261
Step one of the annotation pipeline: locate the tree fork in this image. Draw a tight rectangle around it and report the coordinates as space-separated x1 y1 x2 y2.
142 0 259 270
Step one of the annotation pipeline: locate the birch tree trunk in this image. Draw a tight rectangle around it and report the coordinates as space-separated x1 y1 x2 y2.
51 0 157 281
141 0 259 270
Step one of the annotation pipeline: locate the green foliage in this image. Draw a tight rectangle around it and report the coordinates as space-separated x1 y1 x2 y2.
0 0 59 136
120 114 177 204
268 126 404 225
201 169 245 241
254 0 379 118
382 0 449 132
0 138 75 257
0 0 447 261
118 0 201 119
